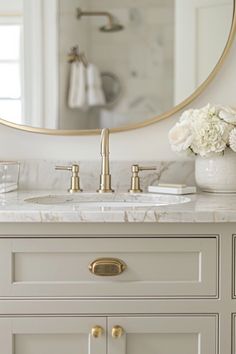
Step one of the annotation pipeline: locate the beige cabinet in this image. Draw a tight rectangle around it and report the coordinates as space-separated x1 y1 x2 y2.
108 316 217 354
0 223 231 353
233 314 236 354
232 235 236 298
0 317 106 354
0 315 217 354
0 236 218 298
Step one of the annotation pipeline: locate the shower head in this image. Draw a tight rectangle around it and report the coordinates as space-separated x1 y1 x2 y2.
77 8 124 33
100 21 124 33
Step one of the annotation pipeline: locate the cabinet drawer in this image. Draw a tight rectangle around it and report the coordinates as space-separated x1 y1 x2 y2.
0 236 218 298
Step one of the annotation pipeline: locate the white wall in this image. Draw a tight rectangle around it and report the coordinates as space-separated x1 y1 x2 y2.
0 0 22 12
174 0 232 104
0 36 236 162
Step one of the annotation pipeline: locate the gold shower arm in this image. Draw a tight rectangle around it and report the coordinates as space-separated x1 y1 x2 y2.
77 8 114 28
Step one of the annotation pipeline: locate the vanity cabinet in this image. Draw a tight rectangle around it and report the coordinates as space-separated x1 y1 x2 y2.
0 222 235 354
0 316 217 354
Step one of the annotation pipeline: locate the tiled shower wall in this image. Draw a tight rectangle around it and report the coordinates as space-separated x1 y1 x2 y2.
59 0 174 129
59 0 90 129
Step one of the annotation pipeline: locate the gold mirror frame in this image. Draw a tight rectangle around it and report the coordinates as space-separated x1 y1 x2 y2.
0 3 235 136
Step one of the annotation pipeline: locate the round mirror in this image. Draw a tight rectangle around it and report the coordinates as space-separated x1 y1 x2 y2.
0 0 235 134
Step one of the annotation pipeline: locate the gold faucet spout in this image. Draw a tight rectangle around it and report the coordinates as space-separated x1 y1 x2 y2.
98 128 114 193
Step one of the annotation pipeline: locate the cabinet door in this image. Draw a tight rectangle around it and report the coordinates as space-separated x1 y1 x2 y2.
108 316 217 354
0 317 106 354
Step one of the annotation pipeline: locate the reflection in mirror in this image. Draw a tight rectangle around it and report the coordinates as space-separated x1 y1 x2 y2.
0 0 234 131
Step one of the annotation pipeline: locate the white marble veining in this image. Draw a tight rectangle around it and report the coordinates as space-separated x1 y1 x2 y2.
1 190 236 223
0 159 210 223
18 160 195 191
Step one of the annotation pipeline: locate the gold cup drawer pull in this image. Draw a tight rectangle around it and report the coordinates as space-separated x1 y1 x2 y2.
112 326 125 338
89 258 127 276
91 325 104 338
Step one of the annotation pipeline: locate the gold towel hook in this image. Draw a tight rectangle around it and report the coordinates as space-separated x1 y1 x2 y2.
67 46 88 67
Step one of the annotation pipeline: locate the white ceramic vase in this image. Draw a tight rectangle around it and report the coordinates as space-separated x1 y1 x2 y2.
195 148 236 193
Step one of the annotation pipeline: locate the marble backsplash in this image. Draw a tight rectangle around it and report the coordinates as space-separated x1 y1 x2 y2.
18 160 195 192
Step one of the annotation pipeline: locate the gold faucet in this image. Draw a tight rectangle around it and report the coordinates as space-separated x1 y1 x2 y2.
98 128 114 193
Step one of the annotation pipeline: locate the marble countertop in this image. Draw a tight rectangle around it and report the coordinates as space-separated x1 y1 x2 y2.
0 190 236 223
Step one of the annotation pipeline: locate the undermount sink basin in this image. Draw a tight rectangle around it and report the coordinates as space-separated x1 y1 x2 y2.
24 193 190 208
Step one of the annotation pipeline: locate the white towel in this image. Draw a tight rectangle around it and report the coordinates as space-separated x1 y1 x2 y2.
87 64 106 107
68 62 88 111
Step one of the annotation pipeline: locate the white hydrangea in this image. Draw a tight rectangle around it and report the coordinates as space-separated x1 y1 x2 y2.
169 104 235 157
168 120 193 152
190 111 230 156
229 128 236 152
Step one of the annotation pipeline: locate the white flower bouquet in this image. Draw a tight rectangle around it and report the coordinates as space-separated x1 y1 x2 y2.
168 104 236 157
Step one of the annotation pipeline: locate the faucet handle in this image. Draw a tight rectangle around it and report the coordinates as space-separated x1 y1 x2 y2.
55 164 83 193
137 166 157 172
55 166 74 171
128 164 157 193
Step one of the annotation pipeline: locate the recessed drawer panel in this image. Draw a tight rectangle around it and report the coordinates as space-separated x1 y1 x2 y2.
0 237 218 298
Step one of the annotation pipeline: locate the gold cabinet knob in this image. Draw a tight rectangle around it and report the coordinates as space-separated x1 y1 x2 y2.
91 325 104 338
112 325 124 338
